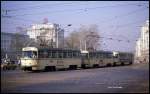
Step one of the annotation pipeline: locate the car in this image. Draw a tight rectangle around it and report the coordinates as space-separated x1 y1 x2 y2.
1 59 18 70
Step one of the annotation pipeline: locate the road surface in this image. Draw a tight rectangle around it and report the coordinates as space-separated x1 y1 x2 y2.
1 63 149 93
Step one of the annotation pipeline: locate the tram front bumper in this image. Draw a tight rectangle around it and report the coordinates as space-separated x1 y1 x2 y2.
21 59 38 67
21 66 39 71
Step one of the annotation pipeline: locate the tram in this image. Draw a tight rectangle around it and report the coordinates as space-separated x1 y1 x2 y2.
20 47 81 71
20 47 133 71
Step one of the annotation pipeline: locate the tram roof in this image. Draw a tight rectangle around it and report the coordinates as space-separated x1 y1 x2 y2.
117 51 133 54
38 48 80 52
89 50 113 54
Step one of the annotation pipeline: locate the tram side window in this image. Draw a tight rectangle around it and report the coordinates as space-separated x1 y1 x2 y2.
38 50 47 58
107 53 112 58
73 51 75 58
89 53 93 58
98 53 103 58
52 51 57 58
48 51 52 58
63 51 67 58
93 53 97 58
96 53 103 58
73 51 78 58
103 53 107 58
95 53 98 58
76 51 80 58
119 53 127 59
67 52 72 58
58 51 63 58
38 51 42 58
90 52 96 58
77 52 80 58
43 51 48 58
79 52 81 57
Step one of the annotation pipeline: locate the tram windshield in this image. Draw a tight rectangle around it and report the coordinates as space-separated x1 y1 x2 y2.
22 51 37 58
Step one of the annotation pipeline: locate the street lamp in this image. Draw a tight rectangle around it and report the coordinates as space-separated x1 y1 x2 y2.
56 24 72 48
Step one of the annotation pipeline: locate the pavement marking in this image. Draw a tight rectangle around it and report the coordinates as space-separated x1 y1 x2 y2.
107 86 123 89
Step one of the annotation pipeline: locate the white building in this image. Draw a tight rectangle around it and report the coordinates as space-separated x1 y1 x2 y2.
135 39 141 57
27 23 64 48
135 20 149 63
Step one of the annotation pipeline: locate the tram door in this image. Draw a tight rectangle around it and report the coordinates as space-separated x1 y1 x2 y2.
81 52 89 68
56 50 64 69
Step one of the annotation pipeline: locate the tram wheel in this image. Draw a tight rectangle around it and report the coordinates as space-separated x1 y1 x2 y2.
113 62 116 66
121 62 124 66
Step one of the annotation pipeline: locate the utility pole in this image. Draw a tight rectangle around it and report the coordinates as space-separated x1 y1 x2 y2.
85 40 87 51
56 25 59 48
80 40 82 51
56 24 72 48
2 9 12 18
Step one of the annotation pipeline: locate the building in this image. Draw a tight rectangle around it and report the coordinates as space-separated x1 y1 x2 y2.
135 20 149 63
27 23 64 48
135 39 141 57
1 32 29 60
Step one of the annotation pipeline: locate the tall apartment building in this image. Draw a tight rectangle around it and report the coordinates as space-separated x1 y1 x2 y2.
135 20 149 63
27 23 64 48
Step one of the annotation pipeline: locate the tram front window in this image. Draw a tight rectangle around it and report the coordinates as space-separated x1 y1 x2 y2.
23 51 37 58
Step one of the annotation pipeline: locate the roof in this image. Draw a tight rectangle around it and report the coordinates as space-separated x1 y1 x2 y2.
38 48 80 52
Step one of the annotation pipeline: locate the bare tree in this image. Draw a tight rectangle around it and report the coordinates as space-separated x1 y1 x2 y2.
36 28 54 48
85 24 100 51
64 24 101 51
64 30 80 49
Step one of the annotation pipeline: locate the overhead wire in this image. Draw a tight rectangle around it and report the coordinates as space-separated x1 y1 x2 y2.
9 2 148 17
2 2 148 44
98 6 148 30
3 2 81 12
4 2 147 12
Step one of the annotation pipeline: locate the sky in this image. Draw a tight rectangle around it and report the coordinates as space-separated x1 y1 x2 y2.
1 1 149 52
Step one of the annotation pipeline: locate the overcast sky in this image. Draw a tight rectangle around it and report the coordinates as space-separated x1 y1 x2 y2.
1 1 149 52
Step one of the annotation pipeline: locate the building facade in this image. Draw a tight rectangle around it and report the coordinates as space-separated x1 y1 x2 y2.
135 20 149 63
1 32 29 60
27 23 64 48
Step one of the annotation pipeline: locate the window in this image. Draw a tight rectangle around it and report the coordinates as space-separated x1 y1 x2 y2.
107 53 113 58
52 51 57 58
67 52 72 58
73 51 78 58
63 51 67 58
23 51 32 58
23 51 37 58
89 52 94 58
98 53 103 58
48 51 52 58
43 51 48 58
81 53 88 59
57 51 63 58
33 51 37 58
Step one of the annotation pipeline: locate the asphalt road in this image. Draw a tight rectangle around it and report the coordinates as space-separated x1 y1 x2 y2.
1 63 149 93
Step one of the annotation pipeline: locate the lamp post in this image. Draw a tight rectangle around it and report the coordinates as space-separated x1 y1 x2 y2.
56 24 72 48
